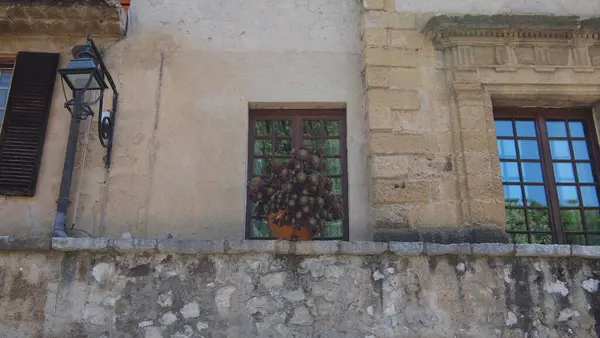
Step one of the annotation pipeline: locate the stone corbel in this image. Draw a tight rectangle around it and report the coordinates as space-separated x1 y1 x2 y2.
533 47 556 73
570 46 594 73
452 46 476 71
494 45 517 72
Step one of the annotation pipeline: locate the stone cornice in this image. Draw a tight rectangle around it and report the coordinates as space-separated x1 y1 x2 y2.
423 15 600 46
0 1 127 38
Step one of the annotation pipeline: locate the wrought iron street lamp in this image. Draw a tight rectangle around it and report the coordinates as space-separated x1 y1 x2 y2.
53 38 119 237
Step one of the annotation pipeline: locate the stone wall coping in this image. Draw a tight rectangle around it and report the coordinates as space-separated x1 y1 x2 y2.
0 237 597 258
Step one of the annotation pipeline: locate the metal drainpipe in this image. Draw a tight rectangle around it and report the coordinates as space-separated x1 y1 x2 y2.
52 90 84 237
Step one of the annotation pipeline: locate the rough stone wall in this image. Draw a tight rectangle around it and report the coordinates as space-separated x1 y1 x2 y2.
361 3 461 230
2 238 600 337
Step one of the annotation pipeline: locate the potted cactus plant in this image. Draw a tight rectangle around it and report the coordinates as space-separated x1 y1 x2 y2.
247 145 344 240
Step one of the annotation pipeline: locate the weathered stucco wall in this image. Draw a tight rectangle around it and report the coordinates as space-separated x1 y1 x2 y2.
0 0 369 240
1 238 600 337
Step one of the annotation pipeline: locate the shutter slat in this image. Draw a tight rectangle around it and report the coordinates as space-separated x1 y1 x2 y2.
0 51 59 196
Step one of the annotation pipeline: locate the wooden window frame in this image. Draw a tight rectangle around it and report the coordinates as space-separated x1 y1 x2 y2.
494 107 600 245
246 108 349 241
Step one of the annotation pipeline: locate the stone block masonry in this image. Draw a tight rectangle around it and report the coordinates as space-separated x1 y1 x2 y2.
361 3 462 232
2 237 600 337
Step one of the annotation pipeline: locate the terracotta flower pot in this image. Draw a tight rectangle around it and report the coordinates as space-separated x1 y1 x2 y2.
268 210 313 240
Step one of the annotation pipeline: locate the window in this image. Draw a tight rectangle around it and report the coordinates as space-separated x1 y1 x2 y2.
494 108 600 245
0 52 59 196
246 109 349 240
0 61 13 129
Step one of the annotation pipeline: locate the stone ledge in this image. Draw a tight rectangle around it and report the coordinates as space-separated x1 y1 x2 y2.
424 243 471 256
0 237 51 251
515 244 571 257
374 226 510 244
0 237 593 258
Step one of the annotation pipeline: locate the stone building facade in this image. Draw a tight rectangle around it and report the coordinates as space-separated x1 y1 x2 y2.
0 0 598 244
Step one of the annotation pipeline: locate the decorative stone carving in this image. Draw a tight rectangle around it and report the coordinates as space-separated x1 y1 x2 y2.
423 15 600 71
452 46 475 70
570 47 594 72
494 45 517 72
533 47 556 72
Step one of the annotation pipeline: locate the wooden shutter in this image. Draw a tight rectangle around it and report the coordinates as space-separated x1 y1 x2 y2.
0 52 59 196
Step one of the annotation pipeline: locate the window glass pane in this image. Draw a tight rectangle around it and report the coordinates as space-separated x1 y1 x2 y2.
550 140 571 159
532 234 552 244
497 140 516 159
0 109 3 124
585 210 600 232
525 185 547 206
274 157 290 164
303 120 321 137
324 120 340 136
324 220 342 238
572 141 590 160
275 120 292 137
576 163 595 183
553 163 575 183
255 120 272 136
557 186 579 206
568 121 585 137
500 162 520 182
330 177 342 195
517 140 540 159
494 120 513 137
324 139 340 156
561 210 583 231
510 233 529 244
506 209 526 231
503 185 523 206
516 120 536 137
254 140 272 155
547 121 567 137
251 219 270 238
0 69 11 87
567 234 586 245
274 140 292 156
588 235 600 246
528 209 550 231
326 158 341 175
521 162 543 183
0 89 7 107
581 186 599 207
253 158 268 175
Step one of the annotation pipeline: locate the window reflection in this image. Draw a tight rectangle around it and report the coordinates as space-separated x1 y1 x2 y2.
495 120 513 137
547 121 567 137
516 120 536 137
550 140 571 159
557 186 579 207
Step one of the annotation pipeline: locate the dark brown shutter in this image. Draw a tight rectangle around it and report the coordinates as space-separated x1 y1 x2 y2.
0 52 59 196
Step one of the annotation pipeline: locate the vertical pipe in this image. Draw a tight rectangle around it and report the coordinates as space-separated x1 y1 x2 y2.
52 90 83 237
